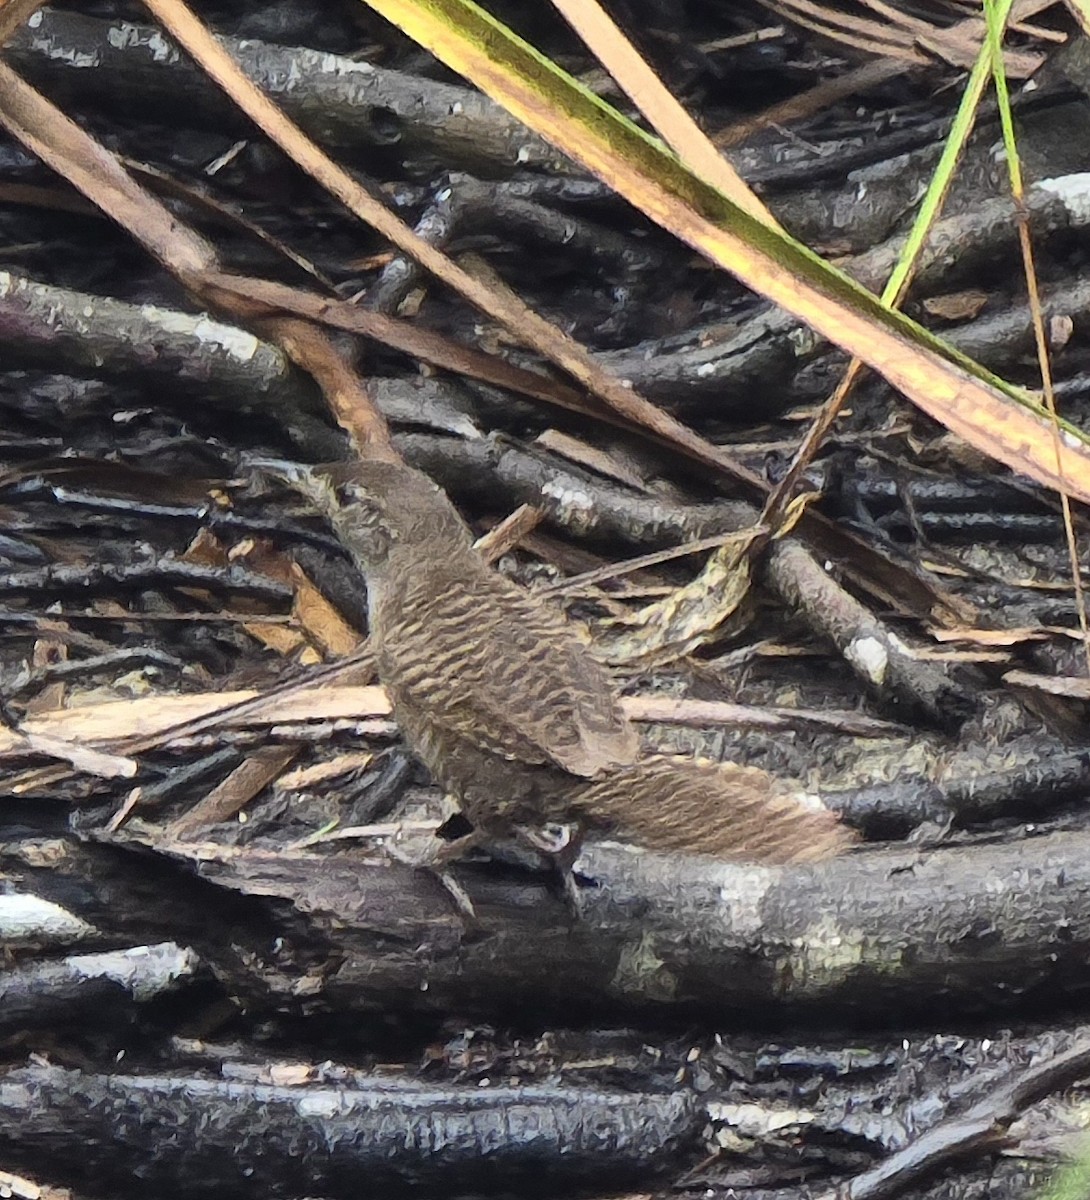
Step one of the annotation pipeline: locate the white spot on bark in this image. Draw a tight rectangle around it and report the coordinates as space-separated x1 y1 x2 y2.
298 1093 344 1119
70 943 198 1001
541 479 596 536
708 1100 815 1134
317 53 374 77
0 894 94 941
1038 174 1090 225
37 37 100 67
781 915 867 993
716 865 775 937
611 932 678 1002
845 635 888 684
145 29 175 62
139 305 261 361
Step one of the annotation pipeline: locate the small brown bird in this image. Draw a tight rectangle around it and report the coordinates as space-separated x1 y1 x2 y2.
264 457 853 864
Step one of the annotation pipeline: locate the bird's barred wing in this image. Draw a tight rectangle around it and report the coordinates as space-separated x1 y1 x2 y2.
376 568 638 778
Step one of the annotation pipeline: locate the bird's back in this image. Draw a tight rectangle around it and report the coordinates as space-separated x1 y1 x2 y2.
370 542 639 814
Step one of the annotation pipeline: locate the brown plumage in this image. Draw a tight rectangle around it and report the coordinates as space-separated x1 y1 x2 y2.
272 458 854 864
572 757 854 862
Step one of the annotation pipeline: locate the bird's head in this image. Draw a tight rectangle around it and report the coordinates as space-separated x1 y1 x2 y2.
249 457 471 573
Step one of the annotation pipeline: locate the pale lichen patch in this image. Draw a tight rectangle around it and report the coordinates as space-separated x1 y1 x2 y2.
105 21 176 65
611 931 678 1002
541 478 597 537
139 305 262 361
72 943 198 1002
0 893 94 941
715 865 776 940
1038 174 1090 224
298 1091 345 1120
845 635 889 684
317 52 376 78
778 913 869 996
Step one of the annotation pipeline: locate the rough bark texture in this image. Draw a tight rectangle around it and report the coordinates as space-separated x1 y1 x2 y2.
8 830 1090 1024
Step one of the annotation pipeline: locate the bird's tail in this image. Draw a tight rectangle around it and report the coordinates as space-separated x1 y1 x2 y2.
572 756 856 863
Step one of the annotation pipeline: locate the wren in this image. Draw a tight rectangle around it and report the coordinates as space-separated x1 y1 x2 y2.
266 458 854 864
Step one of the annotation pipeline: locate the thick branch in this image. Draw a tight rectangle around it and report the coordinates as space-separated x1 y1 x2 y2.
9 829 1090 1023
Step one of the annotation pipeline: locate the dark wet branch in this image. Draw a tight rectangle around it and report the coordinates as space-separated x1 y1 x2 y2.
0 1063 698 1197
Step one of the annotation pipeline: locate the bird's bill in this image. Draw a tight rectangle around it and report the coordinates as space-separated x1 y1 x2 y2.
241 458 321 496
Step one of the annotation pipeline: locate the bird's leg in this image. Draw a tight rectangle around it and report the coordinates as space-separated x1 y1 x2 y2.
432 818 589 921
514 822 586 918
428 867 482 933
383 826 486 934
432 827 487 866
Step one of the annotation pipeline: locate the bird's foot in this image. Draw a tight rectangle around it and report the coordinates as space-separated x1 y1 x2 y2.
515 822 586 921
382 837 486 938
431 829 487 866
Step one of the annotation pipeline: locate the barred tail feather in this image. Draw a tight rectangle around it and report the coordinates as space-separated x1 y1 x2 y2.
574 756 856 863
